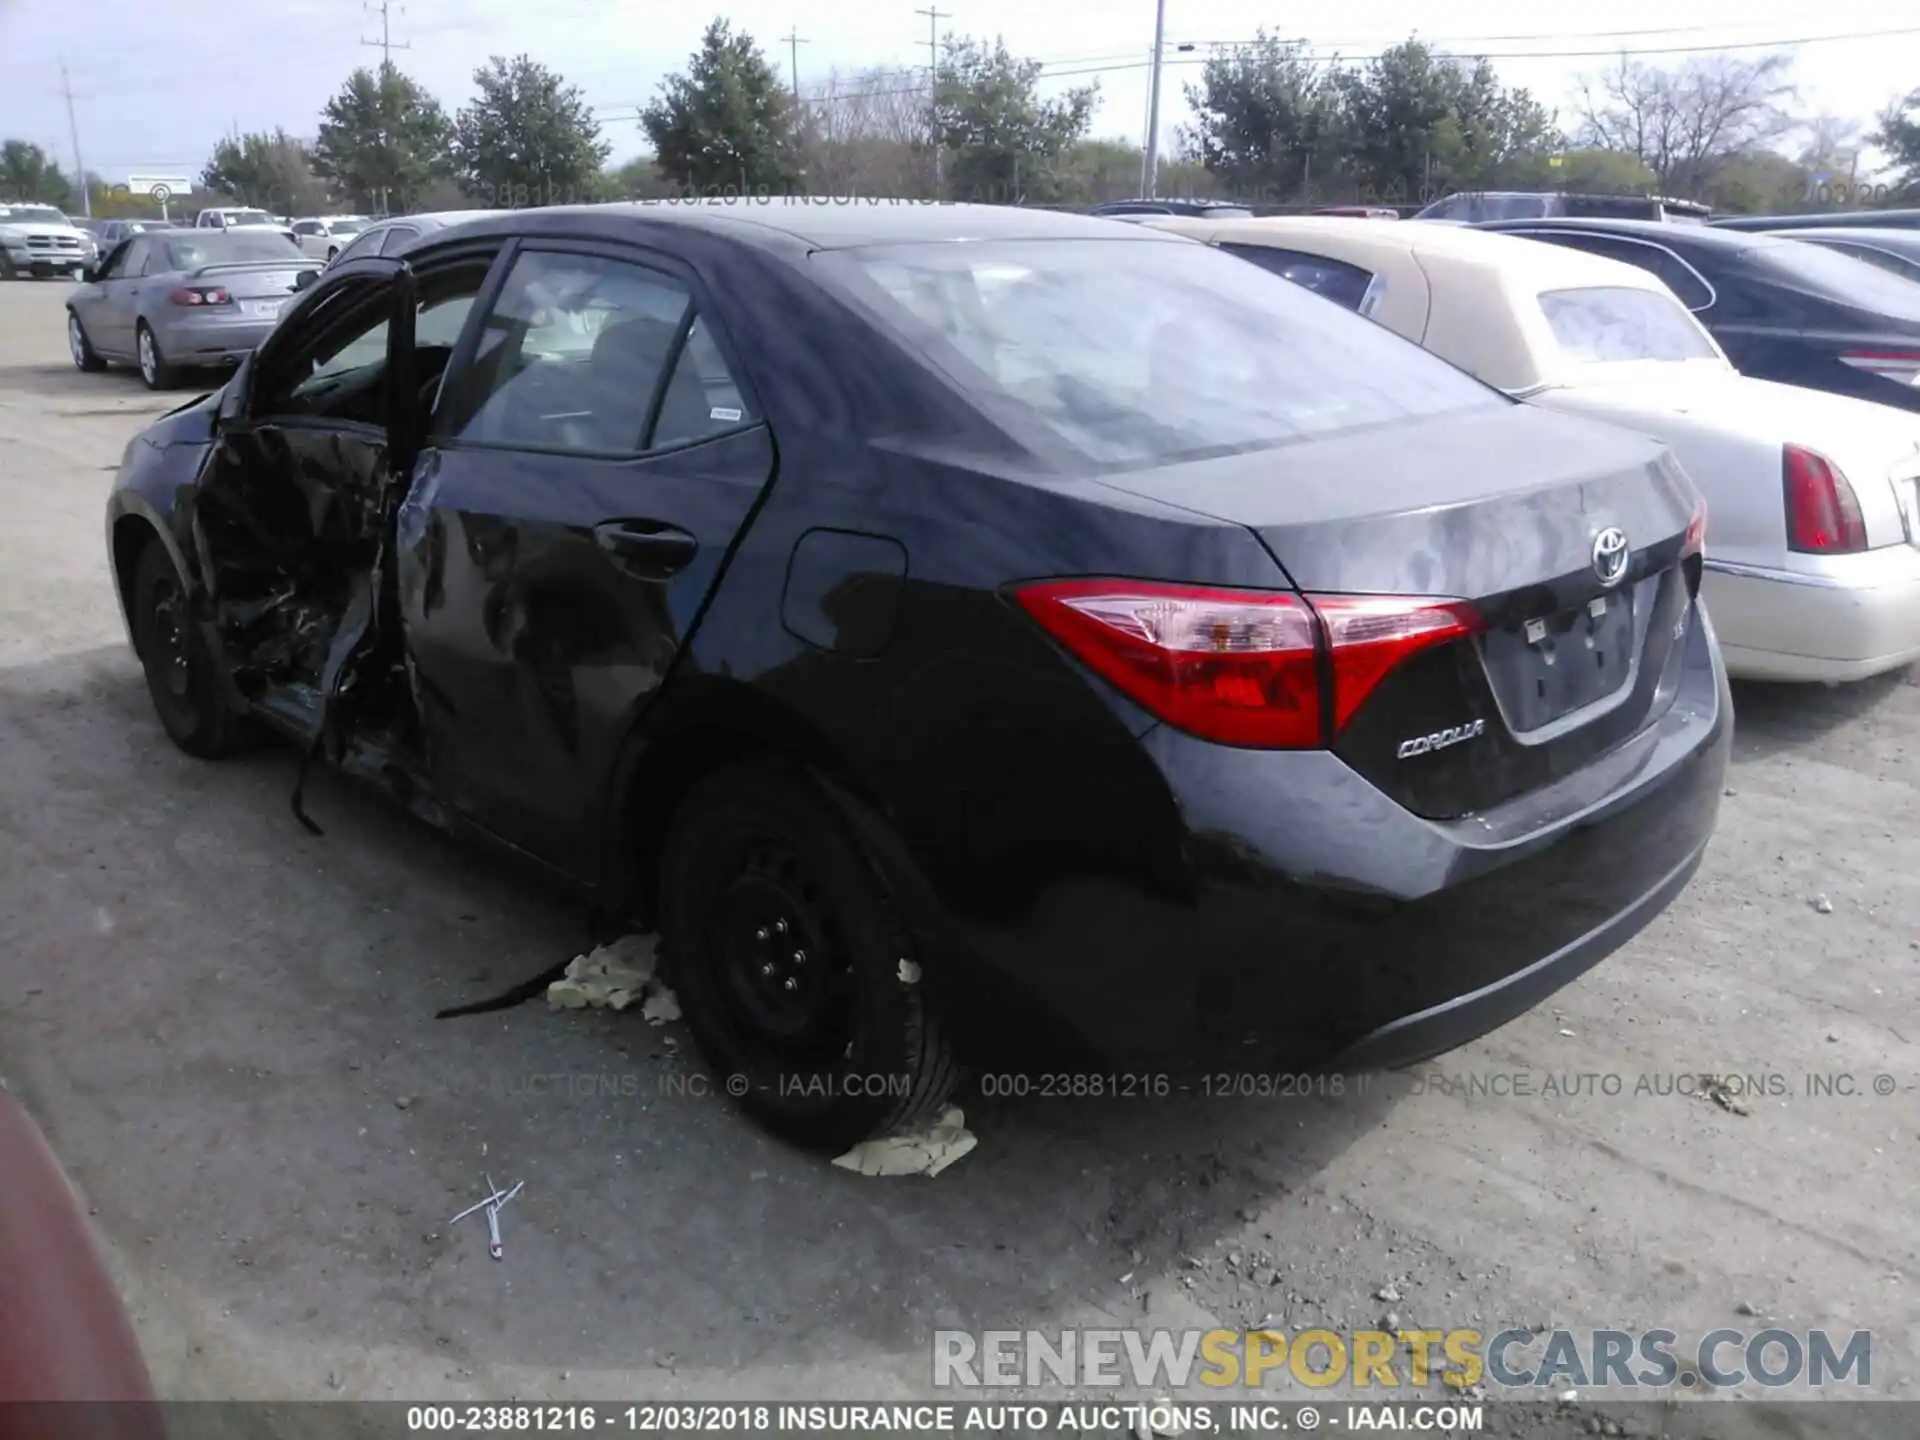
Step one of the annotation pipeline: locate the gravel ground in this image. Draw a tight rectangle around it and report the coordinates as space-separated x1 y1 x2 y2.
0 278 1913 1434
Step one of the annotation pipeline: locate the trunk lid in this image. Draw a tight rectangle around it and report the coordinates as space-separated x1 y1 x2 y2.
1549 368 1920 550
1093 404 1703 818
189 261 314 301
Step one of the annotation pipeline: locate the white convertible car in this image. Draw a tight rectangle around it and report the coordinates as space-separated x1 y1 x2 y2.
1148 215 1920 682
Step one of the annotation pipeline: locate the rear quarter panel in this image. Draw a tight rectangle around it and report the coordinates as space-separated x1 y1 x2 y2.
1529 388 1786 567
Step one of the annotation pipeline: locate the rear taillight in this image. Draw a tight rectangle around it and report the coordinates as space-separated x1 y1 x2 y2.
1014 579 1479 749
1683 496 1707 558
169 286 231 306
1784 444 1868 553
1838 351 1920 387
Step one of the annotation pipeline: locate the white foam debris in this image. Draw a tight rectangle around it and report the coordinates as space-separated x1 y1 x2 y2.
546 934 659 1011
831 1107 978 1178
641 985 682 1025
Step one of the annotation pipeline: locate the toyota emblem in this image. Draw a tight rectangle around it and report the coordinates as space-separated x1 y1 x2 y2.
1591 527 1630 587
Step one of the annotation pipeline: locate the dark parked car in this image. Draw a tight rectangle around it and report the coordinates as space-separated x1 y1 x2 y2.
1477 217 1920 411
1417 191 1710 223
1712 207 1920 233
1749 227 1920 283
104 200 1728 1149
324 210 502 266
1086 199 1255 220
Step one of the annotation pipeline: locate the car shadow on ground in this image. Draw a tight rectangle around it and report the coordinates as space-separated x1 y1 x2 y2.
0 648 1397 1388
1728 666 1917 764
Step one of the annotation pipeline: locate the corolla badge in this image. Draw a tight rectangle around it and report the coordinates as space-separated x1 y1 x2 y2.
1591 527 1630 587
1397 718 1485 760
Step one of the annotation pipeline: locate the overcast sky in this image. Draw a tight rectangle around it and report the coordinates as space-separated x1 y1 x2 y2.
2 0 1917 190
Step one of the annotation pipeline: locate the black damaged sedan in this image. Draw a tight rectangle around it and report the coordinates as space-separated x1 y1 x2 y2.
105 200 1730 1149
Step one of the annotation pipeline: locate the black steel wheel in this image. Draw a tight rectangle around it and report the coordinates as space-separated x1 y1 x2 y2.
660 759 957 1152
130 542 245 758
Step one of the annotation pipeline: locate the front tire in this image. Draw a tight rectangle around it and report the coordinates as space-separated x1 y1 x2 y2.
660 759 958 1152
136 322 180 390
130 543 244 758
68 310 105 372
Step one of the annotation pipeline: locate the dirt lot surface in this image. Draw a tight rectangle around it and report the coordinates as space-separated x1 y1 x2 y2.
0 278 1914 1429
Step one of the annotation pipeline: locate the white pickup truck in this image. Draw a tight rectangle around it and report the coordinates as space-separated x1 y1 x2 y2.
193 207 300 247
0 203 95 279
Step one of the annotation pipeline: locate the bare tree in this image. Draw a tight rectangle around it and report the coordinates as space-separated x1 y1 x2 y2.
800 66 936 197
1573 51 1797 196
1796 112 1863 189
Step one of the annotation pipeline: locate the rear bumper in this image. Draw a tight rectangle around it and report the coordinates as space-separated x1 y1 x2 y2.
155 315 277 366
937 604 1731 1074
1706 547 1920 682
5 252 85 277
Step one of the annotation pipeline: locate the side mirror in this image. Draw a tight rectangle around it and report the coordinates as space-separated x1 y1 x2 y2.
294 268 319 292
79 263 99 284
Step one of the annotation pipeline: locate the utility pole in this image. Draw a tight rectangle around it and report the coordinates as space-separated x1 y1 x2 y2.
1140 0 1167 199
916 7 949 199
58 63 91 217
361 0 411 67
782 28 809 108
361 0 411 217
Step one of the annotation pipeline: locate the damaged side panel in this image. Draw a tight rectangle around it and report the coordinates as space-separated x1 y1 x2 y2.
393 426 780 878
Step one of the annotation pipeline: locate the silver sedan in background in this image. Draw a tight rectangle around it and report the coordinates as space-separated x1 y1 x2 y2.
66 229 320 390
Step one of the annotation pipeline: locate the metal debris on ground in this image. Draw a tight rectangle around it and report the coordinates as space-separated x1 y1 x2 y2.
1697 1075 1752 1116
831 1106 978 1177
448 1174 525 1261
547 934 660 1011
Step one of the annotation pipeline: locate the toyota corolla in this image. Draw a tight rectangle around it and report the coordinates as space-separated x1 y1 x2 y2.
102 201 1729 1149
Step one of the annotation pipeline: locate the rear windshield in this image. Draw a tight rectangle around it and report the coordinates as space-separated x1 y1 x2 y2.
162 232 304 268
1538 287 1719 364
1745 240 1920 319
813 237 1504 467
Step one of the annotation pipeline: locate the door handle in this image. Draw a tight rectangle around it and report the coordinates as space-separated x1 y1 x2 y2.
593 520 698 576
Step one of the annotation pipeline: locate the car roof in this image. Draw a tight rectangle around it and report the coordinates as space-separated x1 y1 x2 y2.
1770 226 1920 246
1477 216 1781 254
1148 214 1705 395
431 198 1180 250
1148 213 1670 289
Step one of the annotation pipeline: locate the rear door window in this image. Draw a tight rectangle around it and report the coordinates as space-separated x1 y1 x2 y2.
439 248 755 455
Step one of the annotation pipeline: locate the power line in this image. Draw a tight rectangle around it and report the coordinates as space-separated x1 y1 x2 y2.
813 18 1920 102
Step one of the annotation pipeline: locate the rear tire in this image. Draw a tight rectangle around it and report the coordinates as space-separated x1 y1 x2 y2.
130 543 244 759
659 759 958 1152
68 310 105 372
136 321 180 390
